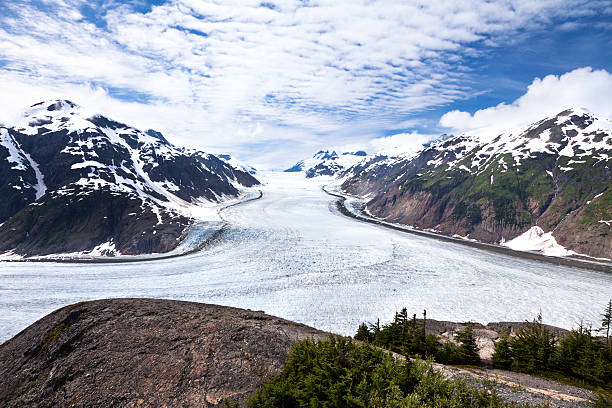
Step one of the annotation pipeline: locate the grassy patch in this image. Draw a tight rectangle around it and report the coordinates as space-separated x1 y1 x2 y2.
42 323 68 349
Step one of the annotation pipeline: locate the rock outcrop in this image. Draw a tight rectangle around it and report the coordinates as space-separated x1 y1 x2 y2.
0 299 327 407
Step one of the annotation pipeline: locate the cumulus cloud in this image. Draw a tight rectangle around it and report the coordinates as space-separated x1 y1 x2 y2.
0 0 610 167
366 132 438 156
439 67 612 137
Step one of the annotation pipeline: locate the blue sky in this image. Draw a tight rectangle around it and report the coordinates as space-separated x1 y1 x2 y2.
1 0 612 168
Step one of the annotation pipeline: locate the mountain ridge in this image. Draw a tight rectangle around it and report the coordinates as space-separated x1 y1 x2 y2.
341 108 612 259
285 149 368 178
0 100 259 257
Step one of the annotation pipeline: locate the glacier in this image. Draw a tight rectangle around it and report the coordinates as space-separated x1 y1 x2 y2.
1 172 611 342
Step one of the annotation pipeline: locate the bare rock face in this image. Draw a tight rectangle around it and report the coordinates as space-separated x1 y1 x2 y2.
0 299 328 407
422 319 570 362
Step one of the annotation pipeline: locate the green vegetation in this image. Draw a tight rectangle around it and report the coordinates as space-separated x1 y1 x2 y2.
355 303 612 401
452 202 482 225
249 336 537 408
250 303 611 407
400 147 611 232
491 309 611 393
354 309 480 366
579 189 612 226
42 323 68 349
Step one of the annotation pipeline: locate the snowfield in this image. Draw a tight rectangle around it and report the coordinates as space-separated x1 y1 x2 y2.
0 172 611 342
502 226 576 257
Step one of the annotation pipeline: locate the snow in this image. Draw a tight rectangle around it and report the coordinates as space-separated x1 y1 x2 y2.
524 129 554 154
408 108 612 176
89 240 118 256
558 143 575 157
0 250 23 261
21 150 46 200
503 226 575 257
1 172 611 343
71 160 105 170
289 150 369 177
0 128 28 171
219 154 257 175
1 128 47 199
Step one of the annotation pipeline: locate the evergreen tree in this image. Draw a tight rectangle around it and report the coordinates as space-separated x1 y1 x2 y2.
421 310 427 345
249 336 516 408
492 331 512 369
454 322 480 365
600 299 612 346
508 312 556 374
355 323 372 342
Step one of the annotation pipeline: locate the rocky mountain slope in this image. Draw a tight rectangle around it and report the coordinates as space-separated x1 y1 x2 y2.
285 149 367 178
0 100 259 257
342 108 612 259
0 299 328 407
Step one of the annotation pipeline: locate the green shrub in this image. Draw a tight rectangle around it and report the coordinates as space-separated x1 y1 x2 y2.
492 332 512 370
508 313 556 374
354 309 481 366
249 336 532 408
490 304 612 391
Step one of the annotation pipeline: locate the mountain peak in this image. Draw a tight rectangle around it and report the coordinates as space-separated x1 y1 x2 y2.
313 150 338 160
285 149 369 177
558 106 591 116
145 129 172 146
27 99 80 115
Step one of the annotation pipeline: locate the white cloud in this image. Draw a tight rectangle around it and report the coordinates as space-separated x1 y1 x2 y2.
0 1 610 167
366 132 438 156
439 67 612 137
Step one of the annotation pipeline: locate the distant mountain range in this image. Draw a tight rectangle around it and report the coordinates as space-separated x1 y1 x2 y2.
341 108 612 260
0 100 259 257
285 150 367 178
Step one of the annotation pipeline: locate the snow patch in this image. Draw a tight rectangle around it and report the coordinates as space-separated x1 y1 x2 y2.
71 160 105 170
503 226 575 257
0 128 28 171
89 240 118 256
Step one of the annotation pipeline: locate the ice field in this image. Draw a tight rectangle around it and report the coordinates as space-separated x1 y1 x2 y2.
1 172 611 342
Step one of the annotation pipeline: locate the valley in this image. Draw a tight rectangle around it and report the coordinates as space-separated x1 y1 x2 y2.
2 172 610 344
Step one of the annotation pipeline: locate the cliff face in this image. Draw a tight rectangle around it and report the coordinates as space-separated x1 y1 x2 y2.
342 109 612 259
0 299 327 407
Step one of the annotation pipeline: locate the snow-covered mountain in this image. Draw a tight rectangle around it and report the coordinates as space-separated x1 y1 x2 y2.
218 154 257 175
0 100 259 257
285 150 368 178
342 108 612 259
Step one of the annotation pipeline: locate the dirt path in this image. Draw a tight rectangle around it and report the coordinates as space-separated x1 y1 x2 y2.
435 363 595 407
